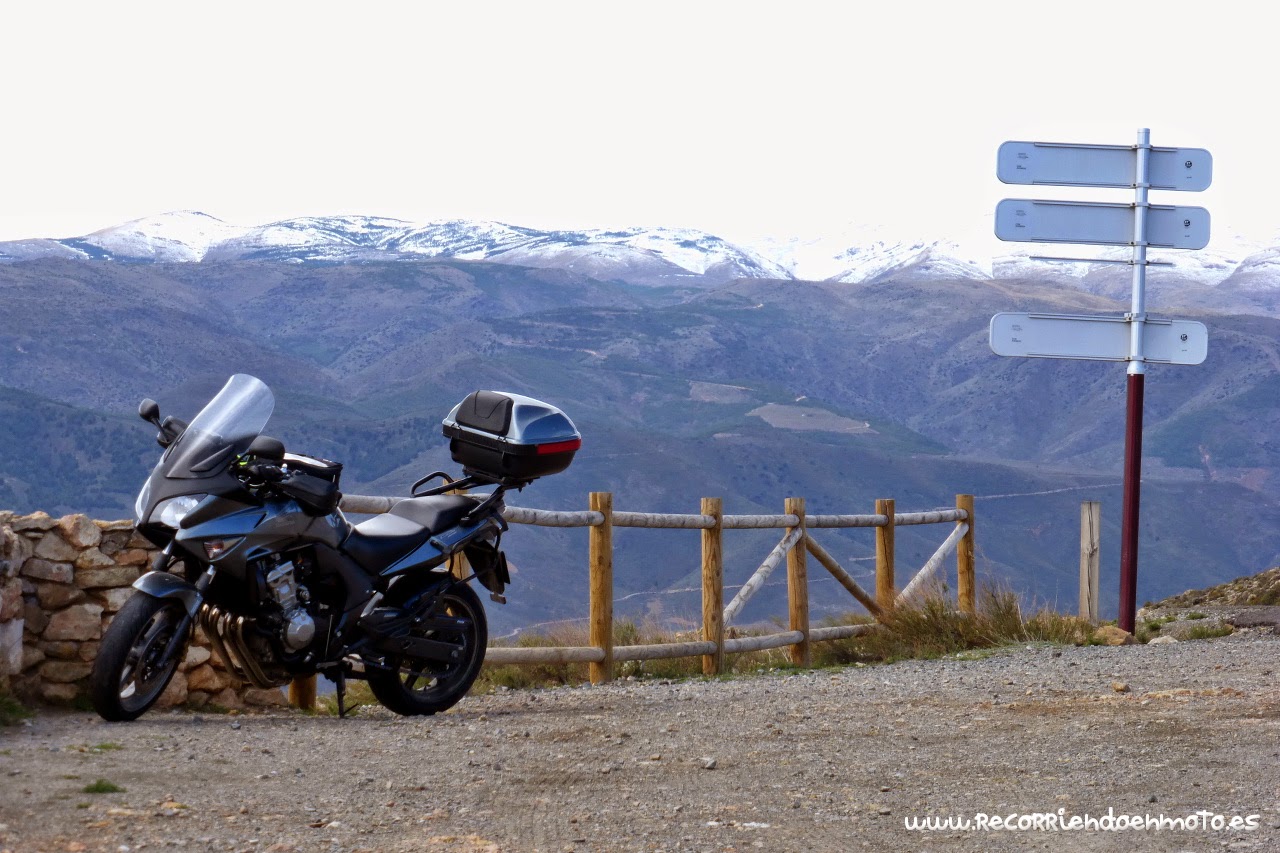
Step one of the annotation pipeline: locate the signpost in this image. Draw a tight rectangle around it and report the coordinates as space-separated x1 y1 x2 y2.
989 313 1208 364
997 140 1212 191
994 200 1209 249
992 129 1212 634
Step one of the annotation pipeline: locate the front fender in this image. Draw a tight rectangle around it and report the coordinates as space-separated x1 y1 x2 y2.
132 571 203 617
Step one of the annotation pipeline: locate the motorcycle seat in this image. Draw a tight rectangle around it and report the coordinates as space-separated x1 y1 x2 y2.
387 495 481 534
342 495 481 571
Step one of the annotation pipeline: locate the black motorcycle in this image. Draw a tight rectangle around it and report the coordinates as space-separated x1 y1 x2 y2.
89 374 580 721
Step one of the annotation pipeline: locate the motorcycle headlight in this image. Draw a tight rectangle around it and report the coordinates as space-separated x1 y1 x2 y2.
155 494 207 528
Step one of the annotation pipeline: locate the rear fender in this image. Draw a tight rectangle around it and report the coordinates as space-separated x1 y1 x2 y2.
381 515 504 578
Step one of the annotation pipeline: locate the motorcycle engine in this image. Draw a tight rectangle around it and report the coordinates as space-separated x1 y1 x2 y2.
264 557 316 652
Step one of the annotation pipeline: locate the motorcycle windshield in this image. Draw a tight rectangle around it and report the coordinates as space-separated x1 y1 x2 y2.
163 374 276 479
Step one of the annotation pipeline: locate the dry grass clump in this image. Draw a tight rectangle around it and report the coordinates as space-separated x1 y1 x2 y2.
814 586 1091 667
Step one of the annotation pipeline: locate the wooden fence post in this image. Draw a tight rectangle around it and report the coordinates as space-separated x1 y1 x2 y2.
875 498 895 613
957 494 975 616
589 491 614 684
288 675 316 712
701 497 724 676
786 497 810 667
1080 500 1100 622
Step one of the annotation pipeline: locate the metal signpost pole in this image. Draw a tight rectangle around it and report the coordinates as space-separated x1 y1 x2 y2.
1118 128 1151 634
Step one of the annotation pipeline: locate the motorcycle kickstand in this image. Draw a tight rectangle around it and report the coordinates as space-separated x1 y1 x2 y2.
335 670 348 719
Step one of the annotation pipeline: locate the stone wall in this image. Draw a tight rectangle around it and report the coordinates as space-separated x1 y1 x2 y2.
0 510 287 711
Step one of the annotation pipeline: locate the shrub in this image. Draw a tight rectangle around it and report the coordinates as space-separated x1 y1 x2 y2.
82 779 125 794
1184 624 1233 641
814 585 1092 666
0 692 32 727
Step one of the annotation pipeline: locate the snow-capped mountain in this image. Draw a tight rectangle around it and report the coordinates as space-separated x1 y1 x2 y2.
81 211 250 262
385 221 791 284
739 223 990 283
1 211 1276 297
0 212 790 287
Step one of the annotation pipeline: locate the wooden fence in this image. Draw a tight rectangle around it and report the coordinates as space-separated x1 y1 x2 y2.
339 492 976 684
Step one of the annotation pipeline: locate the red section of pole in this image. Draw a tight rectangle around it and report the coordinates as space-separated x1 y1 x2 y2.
1118 373 1145 634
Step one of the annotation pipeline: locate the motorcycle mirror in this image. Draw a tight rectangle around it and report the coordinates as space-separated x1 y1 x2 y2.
139 399 161 425
248 435 285 461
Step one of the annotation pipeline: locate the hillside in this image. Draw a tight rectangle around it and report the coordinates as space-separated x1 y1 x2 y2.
1151 566 1280 608
3 251 1280 632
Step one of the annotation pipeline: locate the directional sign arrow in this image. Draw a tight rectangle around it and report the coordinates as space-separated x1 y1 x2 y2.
989 312 1208 365
995 199 1210 249
998 141 1212 191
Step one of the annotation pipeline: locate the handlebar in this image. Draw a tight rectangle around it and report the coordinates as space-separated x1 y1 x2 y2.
239 460 286 484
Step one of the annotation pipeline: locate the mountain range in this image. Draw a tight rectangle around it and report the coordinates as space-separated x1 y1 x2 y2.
6 211 1280 303
3 212 1279 634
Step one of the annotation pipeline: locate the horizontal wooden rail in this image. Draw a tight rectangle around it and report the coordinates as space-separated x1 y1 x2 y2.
614 639 718 661
340 497 968 530
895 509 968 526
485 645 606 664
340 494 401 514
722 514 800 529
809 624 877 642
807 513 886 528
612 511 715 530
504 506 604 527
484 626 877 668
724 630 803 654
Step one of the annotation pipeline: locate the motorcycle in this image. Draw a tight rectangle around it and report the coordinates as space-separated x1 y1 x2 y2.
89 374 580 721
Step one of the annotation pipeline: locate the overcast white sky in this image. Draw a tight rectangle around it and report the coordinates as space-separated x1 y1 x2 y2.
4 1 1276 249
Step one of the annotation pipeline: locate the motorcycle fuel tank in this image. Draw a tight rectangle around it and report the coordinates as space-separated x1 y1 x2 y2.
175 497 345 578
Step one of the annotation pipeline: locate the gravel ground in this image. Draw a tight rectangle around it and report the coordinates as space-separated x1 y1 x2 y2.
3 624 1280 853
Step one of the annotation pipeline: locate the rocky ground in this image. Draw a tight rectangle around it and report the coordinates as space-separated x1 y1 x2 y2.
4 609 1280 853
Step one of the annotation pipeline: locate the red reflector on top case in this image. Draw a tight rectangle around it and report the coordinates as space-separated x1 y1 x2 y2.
536 439 582 455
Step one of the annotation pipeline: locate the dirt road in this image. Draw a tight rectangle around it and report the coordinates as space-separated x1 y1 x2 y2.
3 627 1280 852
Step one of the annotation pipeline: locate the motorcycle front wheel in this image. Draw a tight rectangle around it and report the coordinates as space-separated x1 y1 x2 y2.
89 594 189 722
367 580 488 716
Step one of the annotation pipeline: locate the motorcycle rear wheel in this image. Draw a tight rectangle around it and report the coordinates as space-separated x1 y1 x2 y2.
367 580 488 716
89 594 189 722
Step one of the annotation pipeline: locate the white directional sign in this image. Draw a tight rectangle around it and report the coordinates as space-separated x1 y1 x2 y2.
989 313 1208 365
998 141 1212 191
995 199 1210 249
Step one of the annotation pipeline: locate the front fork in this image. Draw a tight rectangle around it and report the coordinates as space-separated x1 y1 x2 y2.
131 551 214 673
